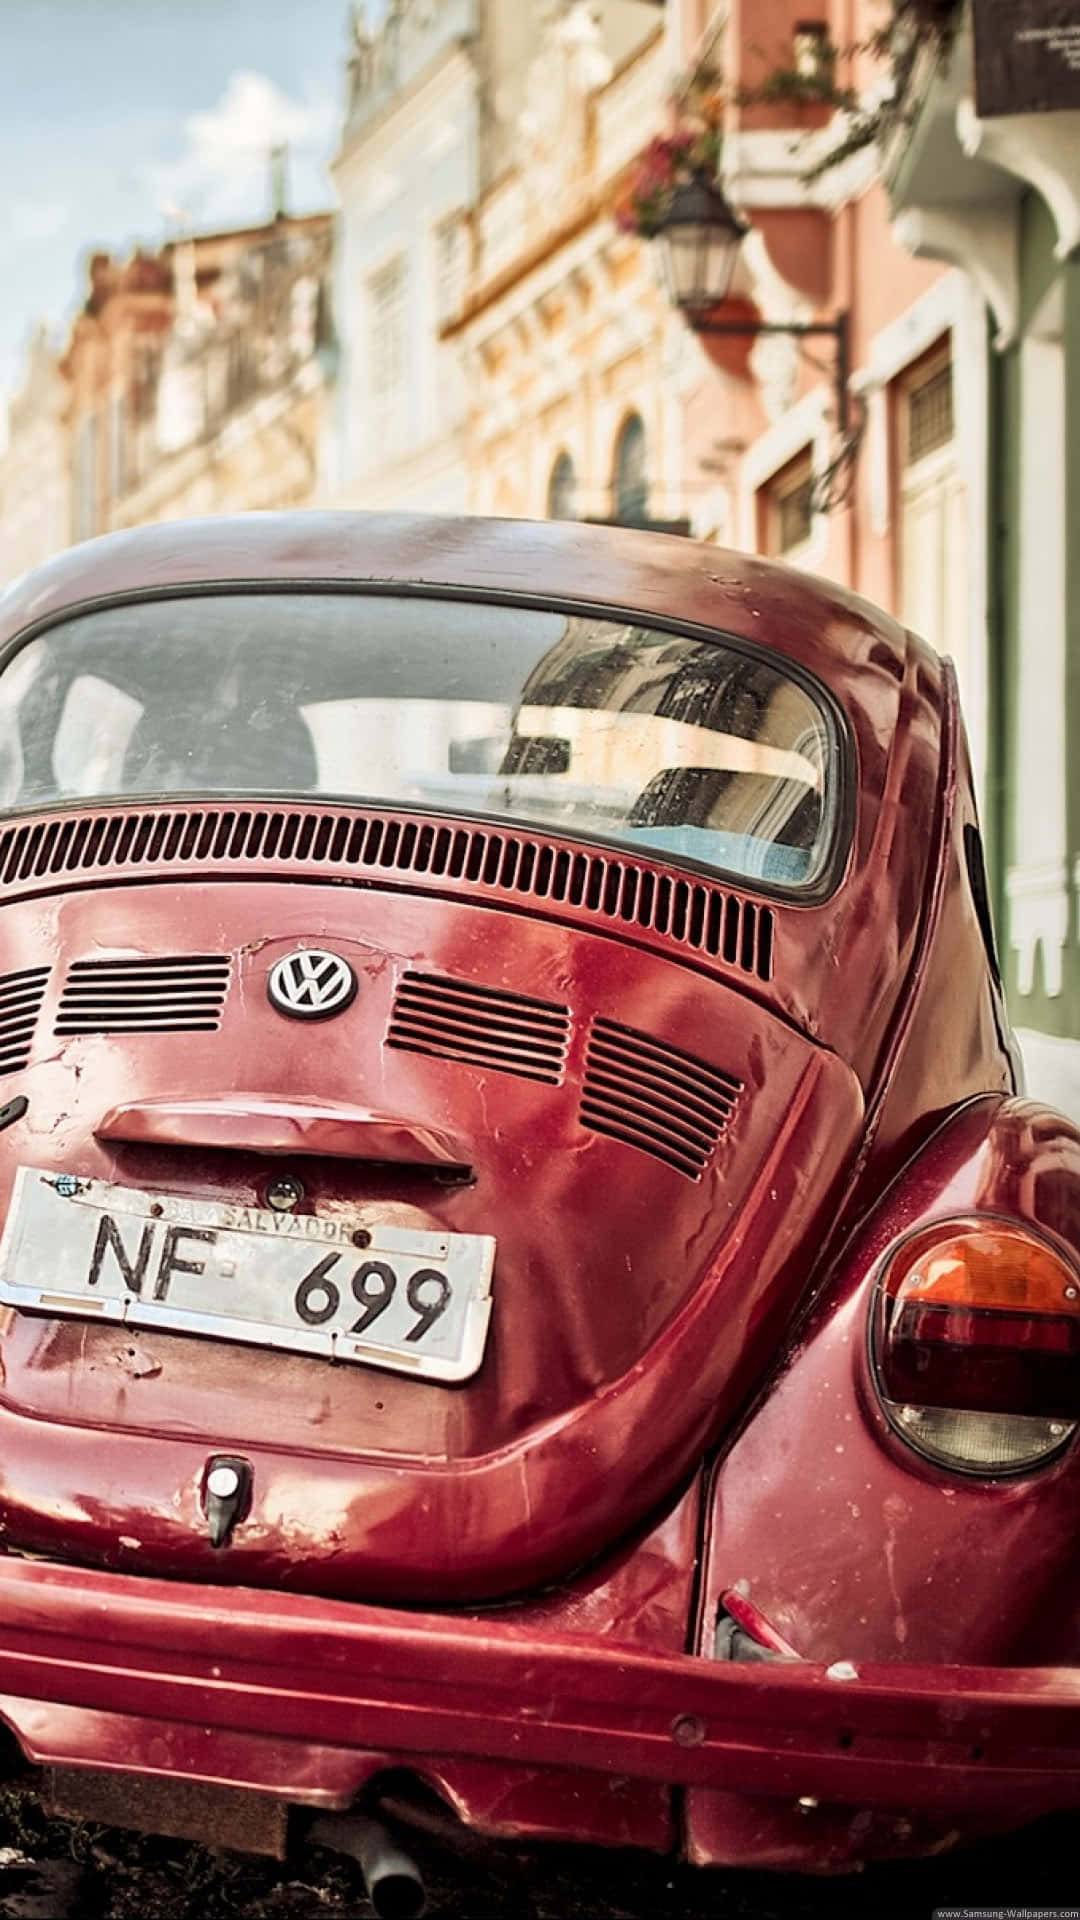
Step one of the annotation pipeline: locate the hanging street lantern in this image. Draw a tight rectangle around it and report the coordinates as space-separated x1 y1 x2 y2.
653 168 750 317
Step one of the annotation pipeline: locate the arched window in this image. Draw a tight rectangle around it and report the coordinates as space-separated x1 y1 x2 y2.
612 412 649 526
547 450 578 521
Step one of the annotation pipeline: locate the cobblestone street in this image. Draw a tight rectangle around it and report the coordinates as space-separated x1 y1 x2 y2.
0 1783 1075 1920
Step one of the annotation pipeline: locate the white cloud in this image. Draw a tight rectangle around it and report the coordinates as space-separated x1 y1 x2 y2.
146 70 337 226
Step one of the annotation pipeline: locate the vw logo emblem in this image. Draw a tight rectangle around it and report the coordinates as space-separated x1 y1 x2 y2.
267 949 357 1021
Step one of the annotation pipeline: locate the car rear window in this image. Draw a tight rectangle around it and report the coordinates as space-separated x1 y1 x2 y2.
0 593 842 893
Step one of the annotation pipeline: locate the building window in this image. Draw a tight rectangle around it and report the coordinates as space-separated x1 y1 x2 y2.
904 350 954 464
762 448 815 558
793 20 830 79
369 255 407 446
289 275 319 360
612 413 649 526
897 339 966 676
547 451 578 521
434 214 465 329
74 414 98 542
109 391 127 501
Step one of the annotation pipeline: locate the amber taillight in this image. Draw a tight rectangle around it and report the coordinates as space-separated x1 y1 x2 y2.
873 1222 1080 1418
870 1220 1080 1472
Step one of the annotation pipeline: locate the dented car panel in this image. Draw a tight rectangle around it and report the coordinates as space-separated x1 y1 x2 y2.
0 513 1073 1874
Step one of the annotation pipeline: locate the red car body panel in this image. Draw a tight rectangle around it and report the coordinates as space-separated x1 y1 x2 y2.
0 1557 1076 1847
0 513 1072 1872
0 876 864 1599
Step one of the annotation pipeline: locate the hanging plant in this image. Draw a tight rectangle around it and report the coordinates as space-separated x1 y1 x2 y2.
613 21 728 239
614 0 963 223
613 119 724 239
793 0 963 177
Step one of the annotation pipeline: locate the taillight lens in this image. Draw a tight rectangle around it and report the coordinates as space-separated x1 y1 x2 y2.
870 1220 1079 1473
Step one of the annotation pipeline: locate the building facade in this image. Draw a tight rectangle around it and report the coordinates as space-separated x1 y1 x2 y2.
0 328 71 586
884 0 1080 1117
329 0 669 519
447 1 687 529
66 214 334 537
658 2 986 761
614 0 1077 1118
329 0 480 511
0 210 334 584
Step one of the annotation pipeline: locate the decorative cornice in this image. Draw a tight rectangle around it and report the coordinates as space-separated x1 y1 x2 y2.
440 193 611 336
722 125 877 214
891 203 1018 349
956 98 1080 263
334 38 474 175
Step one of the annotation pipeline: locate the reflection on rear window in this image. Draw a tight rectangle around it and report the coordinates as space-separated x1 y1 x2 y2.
0 594 841 892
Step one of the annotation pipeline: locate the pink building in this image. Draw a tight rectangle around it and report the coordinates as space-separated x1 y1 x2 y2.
650 1 984 780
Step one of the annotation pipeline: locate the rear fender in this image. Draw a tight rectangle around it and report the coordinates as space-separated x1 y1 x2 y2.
685 1093 1080 1864
695 1094 1080 1672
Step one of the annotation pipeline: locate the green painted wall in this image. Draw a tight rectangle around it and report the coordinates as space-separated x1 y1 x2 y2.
996 191 1080 1035
1066 233 1080 1015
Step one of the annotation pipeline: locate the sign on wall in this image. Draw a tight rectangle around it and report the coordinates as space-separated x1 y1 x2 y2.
972 0 1080 115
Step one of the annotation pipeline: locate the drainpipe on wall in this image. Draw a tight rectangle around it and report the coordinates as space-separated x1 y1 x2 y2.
985 315 1008 942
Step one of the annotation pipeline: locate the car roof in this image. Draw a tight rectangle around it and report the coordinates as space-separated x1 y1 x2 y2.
0 512 915 701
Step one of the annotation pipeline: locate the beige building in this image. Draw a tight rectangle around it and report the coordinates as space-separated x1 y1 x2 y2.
0 210 335 582
70 214 335 536
328 0 675 521
0 328 72 586
446 1 688 528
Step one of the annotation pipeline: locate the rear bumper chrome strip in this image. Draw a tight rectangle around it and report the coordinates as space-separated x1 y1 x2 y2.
0 1556 1077 1816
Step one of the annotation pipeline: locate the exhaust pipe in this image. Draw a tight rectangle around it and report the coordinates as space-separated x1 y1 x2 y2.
310 1812 426 1919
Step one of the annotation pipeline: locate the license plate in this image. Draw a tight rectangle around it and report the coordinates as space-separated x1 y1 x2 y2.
0 1169 495 1382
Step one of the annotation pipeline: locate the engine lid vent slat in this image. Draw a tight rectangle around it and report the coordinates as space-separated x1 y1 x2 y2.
55 956 230 1035
580 1016 744 1179
0 967 49 1075
388 972 571 1087
0 806 776 984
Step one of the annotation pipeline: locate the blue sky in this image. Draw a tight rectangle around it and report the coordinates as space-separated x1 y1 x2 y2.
0 0 380 414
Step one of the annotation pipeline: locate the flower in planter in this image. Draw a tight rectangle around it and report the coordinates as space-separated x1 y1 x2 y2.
613 117 725 239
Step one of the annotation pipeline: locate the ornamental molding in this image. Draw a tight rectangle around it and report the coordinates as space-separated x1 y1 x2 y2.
1006 861 1070 999
336 32 474 175
461 220 648 352
956 97 1080 262
891 204 1018 349
514 2 612 227
738 228 813 327
723 126 877 214
344 0 474 132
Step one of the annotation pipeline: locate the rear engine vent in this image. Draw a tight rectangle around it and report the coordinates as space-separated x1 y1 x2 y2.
388 972 571 1086
0 808 776 983
0 968 49 1075
580 1018 743 1179
55 956 231 1035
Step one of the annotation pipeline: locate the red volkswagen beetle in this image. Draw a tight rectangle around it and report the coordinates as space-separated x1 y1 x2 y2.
0 513 1075 1903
